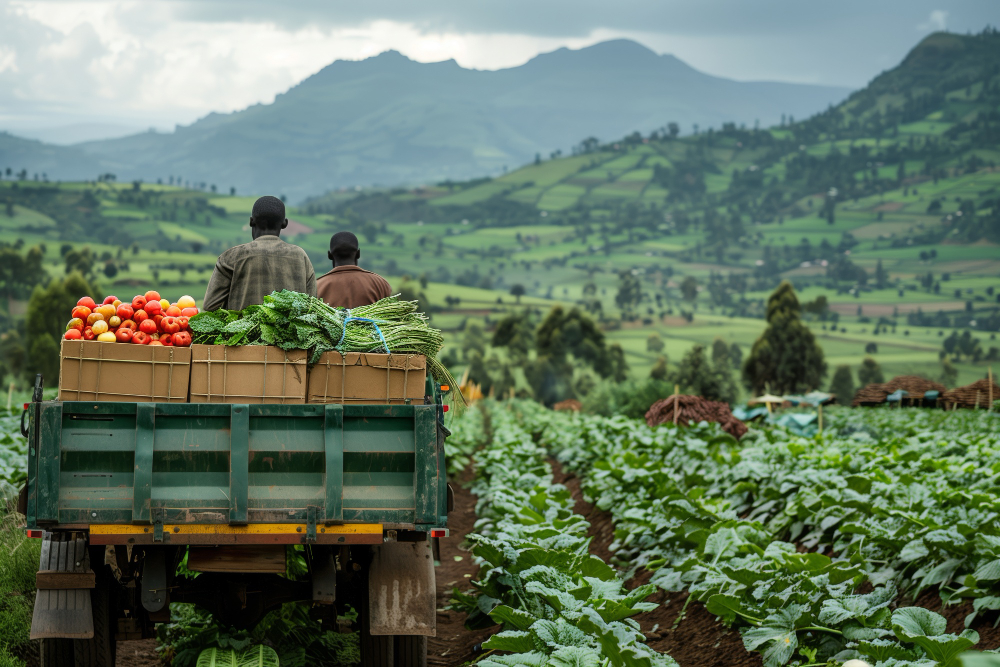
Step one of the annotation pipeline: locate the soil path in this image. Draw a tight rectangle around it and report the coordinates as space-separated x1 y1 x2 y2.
429 468 497 665
550 460 761 667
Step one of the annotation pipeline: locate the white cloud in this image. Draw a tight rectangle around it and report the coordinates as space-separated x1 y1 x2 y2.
918 10 948 31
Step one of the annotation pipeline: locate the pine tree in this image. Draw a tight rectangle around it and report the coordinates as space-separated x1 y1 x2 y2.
875 259 887 289
829 365 855 405
742 281 827 394
857 356 885 386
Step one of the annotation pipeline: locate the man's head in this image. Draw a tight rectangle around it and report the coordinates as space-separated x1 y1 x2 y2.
249 196 288 239
329 231 360 266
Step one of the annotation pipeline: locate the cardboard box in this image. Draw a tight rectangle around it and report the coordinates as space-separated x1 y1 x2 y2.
189 345 307 404
307 351 426 404
59 340 191 402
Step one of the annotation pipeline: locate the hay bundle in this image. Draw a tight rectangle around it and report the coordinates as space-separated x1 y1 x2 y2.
884 375 946 396
645 394 747 439
941 378 1000 409
851 383 890 407
553 399 582 412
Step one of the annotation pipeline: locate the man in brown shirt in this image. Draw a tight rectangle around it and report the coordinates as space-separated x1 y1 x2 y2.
316 231 392 309
203 196 317 311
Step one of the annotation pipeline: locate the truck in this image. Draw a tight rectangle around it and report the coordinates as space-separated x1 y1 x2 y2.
20 374 452 667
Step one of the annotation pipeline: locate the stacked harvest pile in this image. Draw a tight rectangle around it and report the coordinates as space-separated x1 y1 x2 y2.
189 291 456 388
645 394 747 439
884 375 946 397
942 378 1000 409
552 398 582 412
851 383 889 407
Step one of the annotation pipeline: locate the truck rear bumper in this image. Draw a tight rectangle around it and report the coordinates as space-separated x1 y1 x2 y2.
89 522 384 545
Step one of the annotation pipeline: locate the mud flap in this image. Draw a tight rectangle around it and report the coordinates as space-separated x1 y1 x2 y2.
30 531 95 639
368 541 436 637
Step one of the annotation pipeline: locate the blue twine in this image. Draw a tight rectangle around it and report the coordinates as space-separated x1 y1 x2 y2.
336 309 390 353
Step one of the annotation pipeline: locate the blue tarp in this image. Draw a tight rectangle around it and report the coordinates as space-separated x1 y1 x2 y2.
887 389 909 402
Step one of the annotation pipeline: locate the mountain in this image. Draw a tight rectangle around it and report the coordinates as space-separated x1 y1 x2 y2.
1 40 850 201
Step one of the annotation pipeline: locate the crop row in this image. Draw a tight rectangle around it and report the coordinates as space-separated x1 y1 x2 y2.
449 404 675 666
510 402 1000 667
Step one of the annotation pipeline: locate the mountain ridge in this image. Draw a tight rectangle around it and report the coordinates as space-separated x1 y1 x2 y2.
1 39 851 200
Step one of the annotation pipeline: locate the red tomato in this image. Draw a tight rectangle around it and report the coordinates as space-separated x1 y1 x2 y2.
164 305 182 317
144 290 161 302
83 327 95 340
102 295 118 305
131 295 147 310
153 314 164 329
139 319 158 335
180 307 199 318
71 306 92 320
160 316 181 334
143 300 162 317
66 318 84 332
134 310 148 324
160 334 174 346
115 328 133 343
171 331 192 347
77 296 97 310
148 340 164 346
64 329 82 340
116 304 134 321
176 316 189 330
119 319 137 332
132 331 150 345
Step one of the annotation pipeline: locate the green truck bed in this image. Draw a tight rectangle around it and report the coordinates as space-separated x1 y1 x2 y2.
26 401 449 539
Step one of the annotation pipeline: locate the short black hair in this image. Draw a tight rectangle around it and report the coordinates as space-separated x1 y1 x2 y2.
330 231 360 259
251 196 285 228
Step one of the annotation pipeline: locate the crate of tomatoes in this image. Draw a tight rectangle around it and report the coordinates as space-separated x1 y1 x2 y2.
59 291 199 402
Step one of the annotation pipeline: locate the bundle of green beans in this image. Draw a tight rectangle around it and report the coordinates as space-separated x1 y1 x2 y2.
189 291 457 391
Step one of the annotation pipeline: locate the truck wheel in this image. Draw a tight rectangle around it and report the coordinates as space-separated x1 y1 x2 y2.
394 635 427 667
74 565 117 667
39 638 74 666
359 584 393 667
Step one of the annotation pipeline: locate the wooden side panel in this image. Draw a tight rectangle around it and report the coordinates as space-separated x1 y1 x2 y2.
413 406 437 525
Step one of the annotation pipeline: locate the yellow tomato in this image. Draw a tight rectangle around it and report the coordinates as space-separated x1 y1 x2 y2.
87 312 105 326
91 320 109 335
177 295 197 309
97 332 117 342
96 304 116 320
160 299 170 310
112 299 122 308
109 315 122 328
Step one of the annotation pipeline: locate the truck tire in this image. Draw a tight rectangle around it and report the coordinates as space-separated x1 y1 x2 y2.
394 635 427 667
74 565 117 667
39 638 74 667
359 584 393 667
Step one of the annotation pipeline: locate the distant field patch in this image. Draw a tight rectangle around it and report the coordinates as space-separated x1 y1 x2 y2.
828 300 967 316
208 196 257 214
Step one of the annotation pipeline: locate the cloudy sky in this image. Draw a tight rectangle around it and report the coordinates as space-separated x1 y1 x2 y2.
0 0 995 142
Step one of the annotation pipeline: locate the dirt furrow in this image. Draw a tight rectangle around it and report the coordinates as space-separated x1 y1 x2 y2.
550 460 761 667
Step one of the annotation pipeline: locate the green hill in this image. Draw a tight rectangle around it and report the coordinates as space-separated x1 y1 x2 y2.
0 30 998 395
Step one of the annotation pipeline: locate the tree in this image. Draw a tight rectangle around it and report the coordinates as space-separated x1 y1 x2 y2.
680 276 699 303
742 281 827 394
857 356 884 386
509 284 526 304
491 312 534 362
874 259 887 290
25 272 96 386
650 356 668 380
527 306 612 404
828 365 855 405
676 344 737 404
103 261 118 279
608 343 629 383
711 338 730 366
729 343 743 368
646 333 664 353
615 271 642 314
4 200 12 217
667 122 680 139
865 342 878 354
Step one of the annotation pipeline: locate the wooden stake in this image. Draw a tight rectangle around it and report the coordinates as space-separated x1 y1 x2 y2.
673 384 679 424
976 390 981 410
5 381 12 411
818 403 823 432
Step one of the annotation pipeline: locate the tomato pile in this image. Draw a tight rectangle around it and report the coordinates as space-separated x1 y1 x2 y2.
64 291 198 347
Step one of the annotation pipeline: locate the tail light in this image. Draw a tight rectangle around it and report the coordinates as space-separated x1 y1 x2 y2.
430 529 448 538
26 529 43 539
